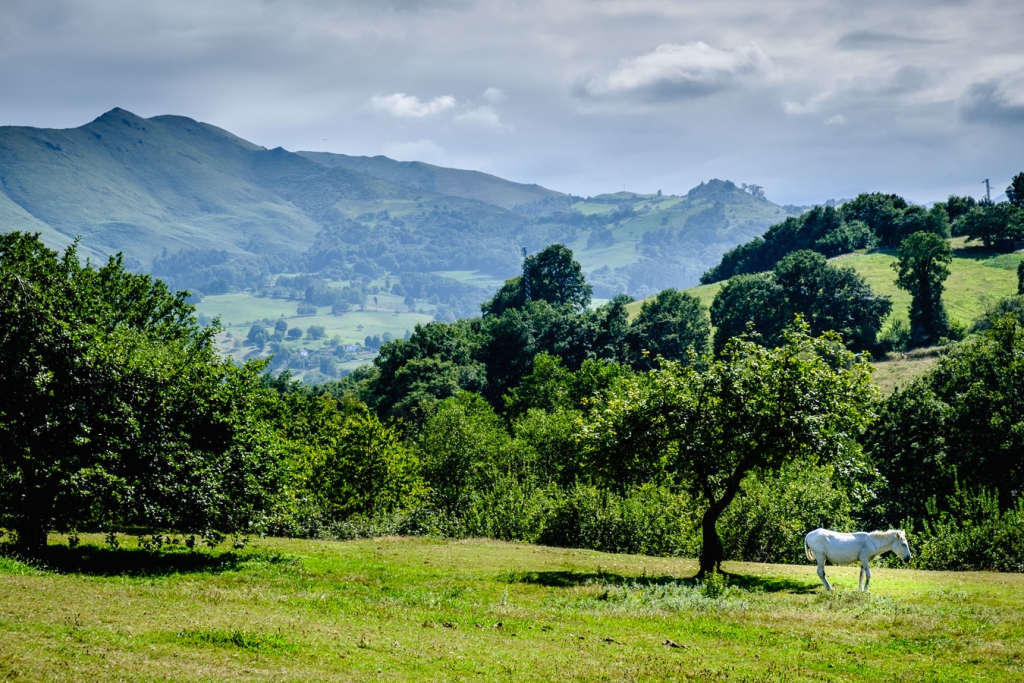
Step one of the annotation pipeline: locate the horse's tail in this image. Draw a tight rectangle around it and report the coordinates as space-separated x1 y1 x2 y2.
805 539 815 562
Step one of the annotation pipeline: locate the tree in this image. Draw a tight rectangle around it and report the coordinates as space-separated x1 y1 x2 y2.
482 244 592 315
1019 260 1024 295
869 316 1024 523
1007 172 1024 207
0 233 284 556
840 193 908 247
626 289 711 369
301 396 422 518
957 203 1024 247
894 204 950 242
893 231 952 347
711 252 890 354
771 251 890 352
942 195 977 223
710 273 785 352
369 321 486 424
581 322 876 575
306 325 326 340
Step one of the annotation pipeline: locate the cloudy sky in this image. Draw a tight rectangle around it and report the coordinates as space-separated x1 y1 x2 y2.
2 0 1022 205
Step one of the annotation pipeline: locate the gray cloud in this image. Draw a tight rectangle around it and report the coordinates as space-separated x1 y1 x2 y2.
837 30 945 50
0 0 1022 205
960 81 1024 125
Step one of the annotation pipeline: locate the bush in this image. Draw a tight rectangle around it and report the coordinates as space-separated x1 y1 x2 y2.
904 489 1024 572
540 484 700 557
718 462 857 564
446 475 557 542
877 318 911 354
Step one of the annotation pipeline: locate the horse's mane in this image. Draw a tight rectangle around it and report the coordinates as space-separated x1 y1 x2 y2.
868 530 900 540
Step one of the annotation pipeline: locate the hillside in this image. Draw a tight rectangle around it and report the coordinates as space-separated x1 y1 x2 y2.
659 240 1022 329
297 151 563 210
624 238 1023 390
0 111 797 295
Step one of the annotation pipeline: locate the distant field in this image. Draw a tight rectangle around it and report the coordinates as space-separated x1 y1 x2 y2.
834 245 1022 328
195 290 435 373
2 535 1022 682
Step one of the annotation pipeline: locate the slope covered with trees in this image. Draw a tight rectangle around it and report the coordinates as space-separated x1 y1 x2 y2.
702 179 1024 285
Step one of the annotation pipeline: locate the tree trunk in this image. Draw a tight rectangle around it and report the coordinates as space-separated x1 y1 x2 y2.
698 502 725 576
14 516 48 558
697 473 747 577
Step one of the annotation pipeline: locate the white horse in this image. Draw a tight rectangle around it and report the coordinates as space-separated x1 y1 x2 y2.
804 528 912 591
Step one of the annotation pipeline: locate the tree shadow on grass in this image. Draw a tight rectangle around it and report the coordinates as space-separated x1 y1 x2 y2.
509 569 817 594
721 571 818 594
951 244 1004 261
0 542 292 577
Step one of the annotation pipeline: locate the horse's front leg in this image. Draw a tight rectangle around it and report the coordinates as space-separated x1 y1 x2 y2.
859 557 871 591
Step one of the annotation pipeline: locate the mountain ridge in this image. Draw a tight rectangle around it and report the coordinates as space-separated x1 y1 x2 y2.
0 108 795 301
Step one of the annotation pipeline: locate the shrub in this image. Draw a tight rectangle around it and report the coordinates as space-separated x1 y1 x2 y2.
718 462 857 564
904 489 1024 572
540 484 700 557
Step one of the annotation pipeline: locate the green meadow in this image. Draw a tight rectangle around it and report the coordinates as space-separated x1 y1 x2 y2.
1 535 1022 682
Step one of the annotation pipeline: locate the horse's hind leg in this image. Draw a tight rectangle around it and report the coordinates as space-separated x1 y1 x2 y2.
817 557 832 591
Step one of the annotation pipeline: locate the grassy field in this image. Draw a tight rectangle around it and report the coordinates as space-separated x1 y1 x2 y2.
195 290 435 373
1 535 1022 682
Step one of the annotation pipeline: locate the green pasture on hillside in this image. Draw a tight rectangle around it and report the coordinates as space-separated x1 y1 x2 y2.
195 291 435 373
1 535 1022 681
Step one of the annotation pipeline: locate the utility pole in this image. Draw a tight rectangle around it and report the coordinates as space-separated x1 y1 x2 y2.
521 247 531 302
982 179 992 204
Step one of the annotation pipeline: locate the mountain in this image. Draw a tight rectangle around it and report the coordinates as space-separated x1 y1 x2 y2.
0 108 404 265
0 109 798 304
297 152 562 211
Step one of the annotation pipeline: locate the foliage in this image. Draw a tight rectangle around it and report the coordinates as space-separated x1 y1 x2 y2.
893 231 952 347
625 288 710 369
719 462 859 564
956 202 1024 247
970 294 1024 333
906 489 1024 573
839 192 909 247
0 232 285 555
1008 172 1024 208
369 320 487 425
539 484 700 557
869 316 1024 529
580 322 878 574
709 273 785 350
710 250 891 353
415 392 525 517
481 244 592 315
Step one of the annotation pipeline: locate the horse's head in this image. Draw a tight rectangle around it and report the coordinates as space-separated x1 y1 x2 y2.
893 530 912 562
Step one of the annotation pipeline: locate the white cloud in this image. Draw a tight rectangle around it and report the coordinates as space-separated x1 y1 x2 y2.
482 87 506 104
370 92 457 118
576 41 773 100
824 114 846 125
455 105 503 128
784 86 838 115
